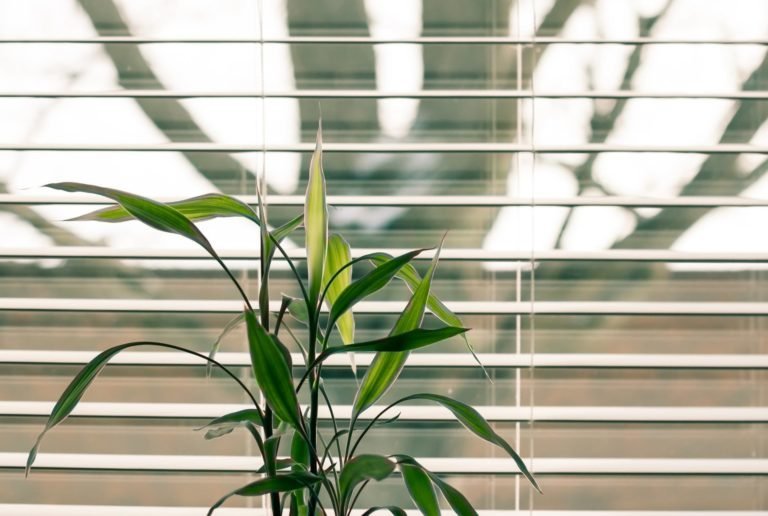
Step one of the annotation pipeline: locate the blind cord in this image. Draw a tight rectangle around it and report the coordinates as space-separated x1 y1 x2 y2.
528 1 538 513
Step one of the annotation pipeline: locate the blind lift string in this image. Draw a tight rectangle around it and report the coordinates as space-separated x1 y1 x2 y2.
528 1 538 513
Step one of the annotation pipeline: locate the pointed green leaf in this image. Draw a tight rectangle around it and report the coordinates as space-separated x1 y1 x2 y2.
207 472 322 516
339 454 396 506
401 462 440 516
393 455 477 516
317 327 468 362
284 295 310 326
48 183 216 253
71 192 260 224
327 248 427 335
47 182 251 307
255 458 296 474
291 428 310 471
429 474 476 516
396 393 539 493
195 408 263 440
305 122 328 305
264 434 282 476
26 341 257 477
272 213 305 244
245 309 303 430
206 312 246 377
368 253 486 375
353 241 443 417
324 233 355 345
361 507 407 516
290 428 311 513
26 342 132 476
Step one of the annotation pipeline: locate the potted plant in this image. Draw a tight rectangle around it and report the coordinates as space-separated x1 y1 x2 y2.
25 124 539 515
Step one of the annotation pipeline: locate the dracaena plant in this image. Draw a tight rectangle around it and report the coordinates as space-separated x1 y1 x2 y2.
25 124 540 515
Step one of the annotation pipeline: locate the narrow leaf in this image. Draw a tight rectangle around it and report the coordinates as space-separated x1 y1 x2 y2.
327 248 427 334
256 458 296 474
245 309 303 430
49 182 216 251
207 472 321 516
401 463 440 516
317 327 468 363
290 428 311 513
353 240 444 417
339 454 396 505
397 393 539 493
71 192 260 224
324 233 355 346
429 474 477 516
272 213 305 244
47 182 251 308
283 294 310 326
206 312 246 377
195 409 263 440
393 455 477 516
305 122 328 305
26 341 258 477
369 253 487 377
291 429 310 471
361 508 408 516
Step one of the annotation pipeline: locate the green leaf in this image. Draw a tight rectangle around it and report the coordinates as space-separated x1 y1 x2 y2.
26 341 258 477
291 429 310 471
25 342 132 476
290 429 311 513
282 295 309 326
207 472 322 516
324 233 355 345
71 192 260 224
48 183 216 252
195 408 263 440
397 393 540 493
361 507 408 516
305 121 328 305
272 212 305 244
245 309 303 430
264 435 282 476
327 248 427 335
393 455 477 516
429 474 477 516
47 182 251 308
255 457 296 474
353 240 444 417
368 253 487 377
317 327 468 363
339 454 396 506
206 312 246 377
401 462 440 516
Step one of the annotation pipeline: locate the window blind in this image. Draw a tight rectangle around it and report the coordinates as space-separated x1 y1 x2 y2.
1 0 768 514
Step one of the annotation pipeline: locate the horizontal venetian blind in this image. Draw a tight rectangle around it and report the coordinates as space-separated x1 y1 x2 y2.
1 0 767 514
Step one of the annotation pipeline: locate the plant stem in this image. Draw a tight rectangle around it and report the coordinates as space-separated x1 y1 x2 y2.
307 310 320 516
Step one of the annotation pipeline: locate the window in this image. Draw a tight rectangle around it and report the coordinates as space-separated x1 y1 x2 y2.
1 0 767 513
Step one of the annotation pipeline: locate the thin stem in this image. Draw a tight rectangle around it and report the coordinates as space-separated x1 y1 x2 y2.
306 307 320 516
318 253 377 335
347 398 404 460
346 479 370 516
212 255 253 312
315 432 341 512
319 384 343 469
134 341 262 414
269 234 311 311
282 323 308 366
